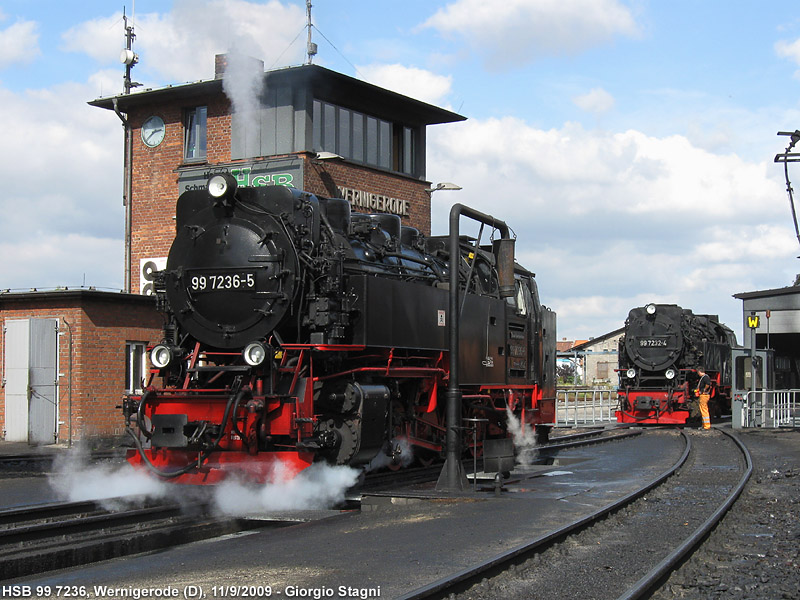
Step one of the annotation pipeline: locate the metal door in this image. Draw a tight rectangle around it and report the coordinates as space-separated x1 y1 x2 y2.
28 319 59 444
2 318 58 444
3 320 30 442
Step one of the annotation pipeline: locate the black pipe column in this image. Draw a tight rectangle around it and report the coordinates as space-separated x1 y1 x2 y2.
436 204 512 492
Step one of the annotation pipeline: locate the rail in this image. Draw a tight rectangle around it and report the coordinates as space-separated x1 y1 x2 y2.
741 389 800 428
556 388 618 426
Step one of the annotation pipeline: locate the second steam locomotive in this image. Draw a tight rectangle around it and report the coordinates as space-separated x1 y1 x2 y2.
616 303 737 425
123 173 556 483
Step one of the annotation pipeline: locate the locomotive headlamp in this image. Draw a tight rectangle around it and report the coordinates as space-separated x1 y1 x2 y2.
151 344 174 369
626 368 637 379
207 173 238 201
646 304 657 315
665 368 677 380
243 341 267 366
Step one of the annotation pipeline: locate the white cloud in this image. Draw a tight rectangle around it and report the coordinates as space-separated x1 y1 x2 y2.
694 225 796 262
775 37 800 80
422 0 639 69
427 117 793 339
573 87 615 114
61 1 306 85
0 234 123 292
430 119 783 222
0 18 40 68
775 37 800 64
356 63 453 105
0 78 123 290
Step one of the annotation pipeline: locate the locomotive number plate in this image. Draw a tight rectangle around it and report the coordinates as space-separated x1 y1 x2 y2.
638 337 668 347
189 271 256 292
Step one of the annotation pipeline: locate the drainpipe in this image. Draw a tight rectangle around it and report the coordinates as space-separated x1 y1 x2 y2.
113 98 133 293
62 318 73 448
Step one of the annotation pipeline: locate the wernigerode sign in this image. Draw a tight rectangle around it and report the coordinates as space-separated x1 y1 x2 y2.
336 185 410 218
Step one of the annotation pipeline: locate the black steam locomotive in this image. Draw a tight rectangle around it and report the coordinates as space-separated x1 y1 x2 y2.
124 173 556 483
616 303 737 424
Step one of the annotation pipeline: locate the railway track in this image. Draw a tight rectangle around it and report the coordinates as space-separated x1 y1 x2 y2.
355 426 642 496
0 449 122 478
0 496 302 581
397 426 751 600
0 426 640 582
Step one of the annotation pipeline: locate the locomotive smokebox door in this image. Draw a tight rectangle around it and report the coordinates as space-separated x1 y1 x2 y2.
483 437 515 474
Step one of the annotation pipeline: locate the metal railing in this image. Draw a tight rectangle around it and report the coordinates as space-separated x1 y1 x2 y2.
556 388 618 426
741 389 800 428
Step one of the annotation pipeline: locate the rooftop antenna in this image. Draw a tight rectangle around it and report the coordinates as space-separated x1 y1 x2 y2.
306 0 317 64
120 6 141 94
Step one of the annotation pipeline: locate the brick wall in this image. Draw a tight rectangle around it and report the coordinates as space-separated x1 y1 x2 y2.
0 292 162 443
128 97 232 293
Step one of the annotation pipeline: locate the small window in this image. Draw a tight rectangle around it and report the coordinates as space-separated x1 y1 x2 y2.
735 355 763 390
402 126 414 174
379 120 391 169
323 103 336 152
366 116 378 165
352 112 364 161
125 342 147 394
339 109 351 157
597 361 609 379
515 282 528 316
184 106 207 160
507 278 532 315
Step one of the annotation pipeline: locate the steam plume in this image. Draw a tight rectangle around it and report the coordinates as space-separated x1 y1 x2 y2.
364 437 414 472
212 461 360 516
222 51 265 150
505 407 538 468
49 445 360 516
48 444 169 510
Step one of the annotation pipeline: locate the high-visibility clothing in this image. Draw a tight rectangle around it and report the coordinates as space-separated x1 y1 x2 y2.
698 393 711 430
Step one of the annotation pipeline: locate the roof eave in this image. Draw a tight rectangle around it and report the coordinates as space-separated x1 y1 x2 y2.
88 64 466 127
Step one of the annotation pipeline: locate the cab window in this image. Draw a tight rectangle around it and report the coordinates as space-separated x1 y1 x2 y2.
506 278 533 315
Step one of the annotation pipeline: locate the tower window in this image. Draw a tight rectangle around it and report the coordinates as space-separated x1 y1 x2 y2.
184 106 207 160
312 100 417 175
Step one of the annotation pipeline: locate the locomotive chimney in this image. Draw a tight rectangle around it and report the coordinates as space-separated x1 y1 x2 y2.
493 238 516 298
215 54 228 79
215 53 265 79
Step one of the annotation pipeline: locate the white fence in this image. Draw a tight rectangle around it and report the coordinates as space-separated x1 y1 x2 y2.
556 389 618 427
741 390 800 428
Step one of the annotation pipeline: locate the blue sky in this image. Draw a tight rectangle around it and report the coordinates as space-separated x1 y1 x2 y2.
2 0 800 342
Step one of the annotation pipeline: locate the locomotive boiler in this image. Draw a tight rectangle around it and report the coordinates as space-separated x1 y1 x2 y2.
616 303 737 424
123 173 556 483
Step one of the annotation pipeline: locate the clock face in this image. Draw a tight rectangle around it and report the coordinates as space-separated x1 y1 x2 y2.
141 115 165 148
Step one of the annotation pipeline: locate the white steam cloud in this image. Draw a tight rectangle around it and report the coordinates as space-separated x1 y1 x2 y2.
48 445 169 510
505 407 538 468
222 51 265 148
49 446 359 516
212 462 360 516
364 437 414 473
